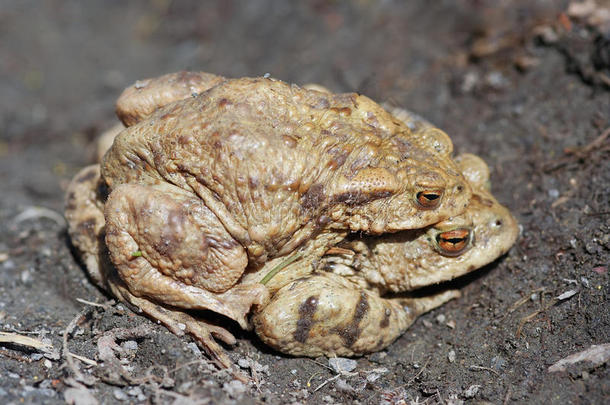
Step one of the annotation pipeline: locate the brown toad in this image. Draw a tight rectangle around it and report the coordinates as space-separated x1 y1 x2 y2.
65 72 496 372
253 153 518 356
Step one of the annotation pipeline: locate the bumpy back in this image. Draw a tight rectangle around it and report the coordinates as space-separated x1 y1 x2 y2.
102 77 470 262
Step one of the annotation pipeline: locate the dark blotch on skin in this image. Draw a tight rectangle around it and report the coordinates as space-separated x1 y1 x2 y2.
380 308 391 328
310 96 330 110
471 194 494 207
218 98 231 108
294 295 319 343
391 137 414 159
65 192 77 211
332 292 369 347
332 190 393 206
77 169 97 183
153 209 183 256
301 183 326 211
327 147 349 170
77 218 98 240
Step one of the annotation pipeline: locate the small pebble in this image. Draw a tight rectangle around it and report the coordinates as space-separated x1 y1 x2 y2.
329 357 357 373
491 355 506 370
446 320 456 329
44 359 52 369
222 380 247 398
557 290 578 300
580 277 590 288
335 378 354 393
367 372 382 383
548 189 559 199
570 238 578 249
127 387 143 397
238 358 250 369
530 293 538 301
369 351 387 363
422 319 433 328
113 389 128 401
448 350 456 363
186 342 201 356
436 314 446 324
122 340 138 351
463 384 481 398
251 361 269 374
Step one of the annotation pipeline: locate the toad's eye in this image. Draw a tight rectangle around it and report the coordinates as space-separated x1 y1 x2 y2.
435 228 472 257
416 189 443 209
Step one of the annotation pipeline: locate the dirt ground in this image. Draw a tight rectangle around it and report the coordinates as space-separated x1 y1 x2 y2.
1 1 608 404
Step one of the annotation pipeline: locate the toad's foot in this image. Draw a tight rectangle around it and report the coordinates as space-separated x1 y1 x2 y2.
107 275 249 381
253 273 459 357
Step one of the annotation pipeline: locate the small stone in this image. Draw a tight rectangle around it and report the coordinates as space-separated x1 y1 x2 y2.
238 358 250 369
335 378 354 393
44 359 52 369
323 395 333 403
31 353 43 361
369 351 388 363
422 319 433 328
113 389 128 401
491 355 506 370
580 277 590 288
329 357 357 373
367 372 382 383
436 314 446 324
186 342 201 356
530 293 538 301
121 340 138 351
557 290 578 300
448 350 456 363
446 320 456 329
463 384 481 398
223 380 246 398
251 361 269 374
548 189 559 199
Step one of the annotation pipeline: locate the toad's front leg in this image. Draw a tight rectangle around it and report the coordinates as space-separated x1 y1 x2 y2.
252 273 458 357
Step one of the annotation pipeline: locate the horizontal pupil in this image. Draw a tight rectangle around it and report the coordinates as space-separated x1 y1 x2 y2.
423 193 439 200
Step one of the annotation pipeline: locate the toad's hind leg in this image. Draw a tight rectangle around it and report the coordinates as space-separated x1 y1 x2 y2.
107 275 241 373
104 183 269 371
253 273 459 357
104 183 269 326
